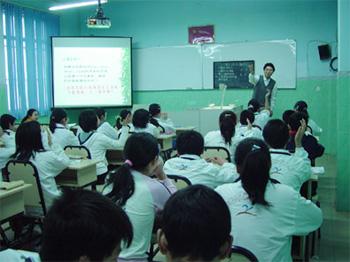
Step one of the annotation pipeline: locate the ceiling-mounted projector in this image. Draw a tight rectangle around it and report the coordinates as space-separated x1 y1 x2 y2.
87 0 111 29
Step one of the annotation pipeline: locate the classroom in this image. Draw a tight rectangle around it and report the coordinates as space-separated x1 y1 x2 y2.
0 0 349 261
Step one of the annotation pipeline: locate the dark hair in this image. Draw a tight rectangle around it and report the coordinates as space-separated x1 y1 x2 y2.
0 114 16 130
116 109 131 129
12 121 44 161
263 63 275 72
234 138 271 206
263 119 289 149
95 108 106 120
49 108 67 133
289 112 309 131
132 109 150 129
282 110 295 124
176 130 204 156
149 103 161 117
79 110 98 132
240 109 255 125
219 111 236 145
161 185 231 261
40 189 133 261
21 108 38 123
294 100 308 112
106 133 159 206
247 99 260 113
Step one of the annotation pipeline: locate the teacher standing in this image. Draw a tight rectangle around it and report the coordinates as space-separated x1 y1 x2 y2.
248 63 277 111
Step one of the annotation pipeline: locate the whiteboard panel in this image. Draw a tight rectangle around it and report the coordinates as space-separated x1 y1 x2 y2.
133 45 202 90
202 40 296 89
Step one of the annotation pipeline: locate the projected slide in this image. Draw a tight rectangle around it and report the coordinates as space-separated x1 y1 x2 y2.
52 37 132 108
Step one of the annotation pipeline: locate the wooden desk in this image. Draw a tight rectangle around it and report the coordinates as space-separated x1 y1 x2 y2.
0 183 31 221
56 159 99 188
175 126 195 136
106 148 124 166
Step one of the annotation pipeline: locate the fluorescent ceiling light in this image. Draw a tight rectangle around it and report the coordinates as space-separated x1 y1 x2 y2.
49 0 107 11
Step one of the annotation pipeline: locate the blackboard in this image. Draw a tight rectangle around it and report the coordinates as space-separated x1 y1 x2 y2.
213 60 255 89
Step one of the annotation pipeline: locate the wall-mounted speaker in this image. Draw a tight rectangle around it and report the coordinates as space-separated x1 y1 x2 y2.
318 44 331 60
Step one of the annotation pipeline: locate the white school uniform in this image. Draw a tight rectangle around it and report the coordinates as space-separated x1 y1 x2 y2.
1 129 16 148
163 154 239 189
204 130 235 161
0 147 15 175
51 123 79 149
235 124 263 140
216 181 322 262
78 126 129 175
154 117 175 134
104 170 176 262
308 119 322 136
253 110 270 130
270 148 311 192
97 121 119 140
0 249 40 262
130 123 160 138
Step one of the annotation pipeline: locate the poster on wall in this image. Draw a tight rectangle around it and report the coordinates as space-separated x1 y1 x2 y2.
188 25 214 44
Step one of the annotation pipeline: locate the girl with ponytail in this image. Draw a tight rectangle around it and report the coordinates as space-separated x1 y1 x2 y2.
216 138 323 262
49 108 79 149
104 132 176 261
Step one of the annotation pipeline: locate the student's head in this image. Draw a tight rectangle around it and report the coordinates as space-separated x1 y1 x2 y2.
263 119 289 149
95 108 106 121
40 189 133 262
263 63 275 79
149 103 161 117
158 185 232 262
289 112 309 132
106 133 160 206
234 138 271 206
240 109 255 125
116 109 132 129
79 110 98 132
294 100 308 112
219 111 237 145
0 114 16 130
49 108 68 133
14 121 44 161
132 109 150 129
22 108 39 123
247 99 260 113
176 130 204 156
282 109 295 125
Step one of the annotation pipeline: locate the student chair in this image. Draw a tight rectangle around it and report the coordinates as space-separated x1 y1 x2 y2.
223 245 258 262
167 174 192 190
201 146 231 162
64 145 91 159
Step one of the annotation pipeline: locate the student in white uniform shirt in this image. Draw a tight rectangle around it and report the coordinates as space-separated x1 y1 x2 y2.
0 114 16 148
263 119 311 191
12 121 71 209
236 110 263 139
104 133 176 262
216 138 322 262
95 108 119 139
294 100 323 136
158 185 232 262
116 109 133 138
78 110 129 185
49 108 79 149
164 130 239 188
204 110 237 161
149 103 175 134
247 90 271 130
130 109 160 137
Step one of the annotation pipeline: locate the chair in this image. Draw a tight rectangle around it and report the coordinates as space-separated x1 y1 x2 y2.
64 145 91 159
167 174 192 190
201 146 231 162
223 245 258 262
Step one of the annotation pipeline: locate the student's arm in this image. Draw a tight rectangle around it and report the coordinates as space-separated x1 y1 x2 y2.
292 147 312 185
48 147 72 175
248 73 259 85
207 160 239 184
101 122 118 140
99 133 126 150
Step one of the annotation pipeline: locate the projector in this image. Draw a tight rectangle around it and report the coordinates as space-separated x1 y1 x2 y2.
87 17 111 29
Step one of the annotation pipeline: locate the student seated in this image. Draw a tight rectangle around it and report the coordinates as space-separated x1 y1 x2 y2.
78 110 129 185
116 109 132 130
49 108 79 149
0 114 16 148
0 147 15 180
263 119 311 191
0 189 133 261
149 103 175 134
158 185 232 262
235 109 263 139
131 109 160 137
216 138 322 262
104 133 176 262
247 90 271 130
204 110 237 161
12 121 71 209
294 100 322 136
286 112 325 163
21 108 39 123
164 130 238 188
282 109 295 124
95 108 119 140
